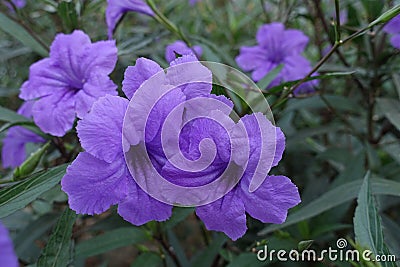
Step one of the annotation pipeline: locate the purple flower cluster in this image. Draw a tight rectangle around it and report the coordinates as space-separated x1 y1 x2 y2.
0 222 18 267
2 101 44 168
383 15 400 49
61 55 300 240
236 22 317 93
19 30 118 137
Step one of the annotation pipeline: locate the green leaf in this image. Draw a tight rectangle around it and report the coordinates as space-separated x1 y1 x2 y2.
162 207 194 231
14 213 60 264
369 4 400 27
298 240 314 251
353 172 396 267
75 227 149 258
0 12 48 56
190 233 227 267
226 253 266 267
361 0 384 22
130 252 163 267
259 177 400 235
256 64 283 90
376 98 400 131
37 208 77 267
0 164 67 218
0 106 29 123
57 1 78 33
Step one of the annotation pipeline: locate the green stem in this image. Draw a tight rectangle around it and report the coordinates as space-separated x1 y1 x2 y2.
146 0 192 47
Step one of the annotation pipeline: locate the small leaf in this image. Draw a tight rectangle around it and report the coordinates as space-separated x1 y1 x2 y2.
0 12 48 56
37 208 77 267
376 98 400 131
298 240 314 251
353 172 396 267
0 164 67 218
256 64 284 90
75 227 149 258
0 106 29 123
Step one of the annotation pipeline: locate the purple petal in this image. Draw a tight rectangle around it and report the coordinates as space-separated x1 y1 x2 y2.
32 90 76 136
282 29 309 54
122 58 163 99
383 15 400 34
0 222 18 267
117 179 172 225
239 175 301 224
77 95 128 163
106 0 154 39
49 30 91 86
19 59 69 100
81 40 118 77
235 46 267 72
390 34 400 49
165 40 202 63
61 152 129 215
256 22 285 47
196 189 247 241
2 127 44 168
75 71 118 118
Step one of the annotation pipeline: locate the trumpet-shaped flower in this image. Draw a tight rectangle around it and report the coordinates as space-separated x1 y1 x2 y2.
236 22 317 93
62 55 300 240
19 30 118 137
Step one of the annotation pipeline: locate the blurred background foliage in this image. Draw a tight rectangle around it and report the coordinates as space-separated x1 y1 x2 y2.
0 0 400 266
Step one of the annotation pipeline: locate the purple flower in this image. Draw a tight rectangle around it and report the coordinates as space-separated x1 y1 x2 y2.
383 15 400 49
106 0 154 39
236 22 317 94
189 0 201 5
0 222 18 267
165 40 202 63
4 0 26 10
62 55 300 240
19 30 118 137
2 101 45 168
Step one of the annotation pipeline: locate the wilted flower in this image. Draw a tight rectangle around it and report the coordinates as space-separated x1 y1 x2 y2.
2 101 44 168
236 22 317 93
0 222 18 267
165 40 202 63
19 30 118 137
62 55 300 240
383 14 400 49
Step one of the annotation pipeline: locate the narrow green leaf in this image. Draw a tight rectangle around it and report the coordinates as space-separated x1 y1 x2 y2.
162 207 194 231
0 12 48 56
130 252 163 267
369 4 400 27
75 227 149 258
353 172 396 267
256 64 283 90
57 1 78 33
191 233 227 267
0 106 29 123
37 208 77 267
259 177 400 235
226 253 265 267
0 164 67 218
298 240 314 251
376 98 400 131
